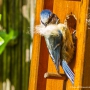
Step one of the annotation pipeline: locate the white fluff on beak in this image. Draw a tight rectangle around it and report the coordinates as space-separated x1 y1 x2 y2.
35 23 67 38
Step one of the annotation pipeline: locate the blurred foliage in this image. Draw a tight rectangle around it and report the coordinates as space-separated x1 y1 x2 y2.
0 36 4 46
0 0 32 90
0 14 1 21
0 29 18 54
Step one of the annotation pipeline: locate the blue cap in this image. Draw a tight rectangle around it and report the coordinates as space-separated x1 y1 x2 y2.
40 9 52 23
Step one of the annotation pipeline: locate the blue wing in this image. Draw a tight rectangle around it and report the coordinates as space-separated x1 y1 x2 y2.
62 60 74 84
45 30 62 72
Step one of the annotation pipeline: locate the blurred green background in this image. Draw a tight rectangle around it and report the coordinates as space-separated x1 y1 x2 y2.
0 0 36 90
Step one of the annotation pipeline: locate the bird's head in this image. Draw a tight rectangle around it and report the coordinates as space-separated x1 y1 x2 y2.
40 9 60 27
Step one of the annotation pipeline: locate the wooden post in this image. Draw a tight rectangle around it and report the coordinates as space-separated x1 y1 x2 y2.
28 0 90 90
28 0 53 90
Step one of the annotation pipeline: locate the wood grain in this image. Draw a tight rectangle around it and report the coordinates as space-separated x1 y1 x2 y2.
28 0 54 90
28 0 43 90
28 0 89 90
74 0 89 90
44 72 66 80
46 0 80 90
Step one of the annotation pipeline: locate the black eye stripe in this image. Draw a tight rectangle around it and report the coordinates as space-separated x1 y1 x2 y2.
41 20 47 27
47 14 55 24
41 14 55 26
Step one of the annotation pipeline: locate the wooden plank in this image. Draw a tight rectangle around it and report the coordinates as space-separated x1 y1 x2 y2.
36 0 54 90
29 0 89 90
65 0 81 1
54 1 80 90
46 0 86 90
80 0 90 89
36 37 49 90
44 0 54 11
28 0 54 90
53 0 81 23
74 0 89 90
46 56 65 90
28 0 43 90
46 0 81 90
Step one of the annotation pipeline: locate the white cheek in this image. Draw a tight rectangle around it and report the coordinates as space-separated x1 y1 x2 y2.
41 18 48 24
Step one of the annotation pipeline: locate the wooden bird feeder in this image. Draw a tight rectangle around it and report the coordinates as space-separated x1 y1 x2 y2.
28 0 90 90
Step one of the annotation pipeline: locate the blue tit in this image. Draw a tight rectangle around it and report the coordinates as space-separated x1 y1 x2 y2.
35 9 75 84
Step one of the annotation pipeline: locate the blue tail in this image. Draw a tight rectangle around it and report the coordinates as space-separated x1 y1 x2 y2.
62 60 74 85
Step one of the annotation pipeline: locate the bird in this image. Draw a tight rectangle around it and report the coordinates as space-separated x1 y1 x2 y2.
35 9 75 84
